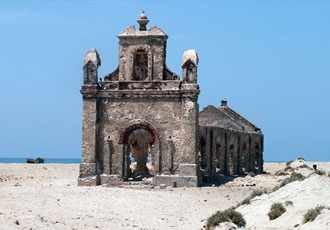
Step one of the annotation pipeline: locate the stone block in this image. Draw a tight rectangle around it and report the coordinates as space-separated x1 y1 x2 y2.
77 176 97 186
100 174 121 186
178 164 197 176
160 184 166 189
79 163 97 178
154 175 199 187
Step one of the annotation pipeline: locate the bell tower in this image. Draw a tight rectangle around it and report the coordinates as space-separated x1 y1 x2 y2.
115 12 173 82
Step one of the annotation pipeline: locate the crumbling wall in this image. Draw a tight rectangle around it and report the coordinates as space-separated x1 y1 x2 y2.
97 97 184 176
199 126 263 178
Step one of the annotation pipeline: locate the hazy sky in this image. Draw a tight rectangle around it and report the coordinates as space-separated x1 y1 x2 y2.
1 1 329 162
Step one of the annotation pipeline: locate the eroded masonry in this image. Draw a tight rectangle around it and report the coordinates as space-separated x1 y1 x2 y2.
78 13 263 187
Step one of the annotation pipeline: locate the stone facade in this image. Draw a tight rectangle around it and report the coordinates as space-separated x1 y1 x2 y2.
78 13 263 187
78 13 200 187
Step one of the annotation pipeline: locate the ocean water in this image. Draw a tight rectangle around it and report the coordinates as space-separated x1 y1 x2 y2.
0 158 81 164
0 157 287 164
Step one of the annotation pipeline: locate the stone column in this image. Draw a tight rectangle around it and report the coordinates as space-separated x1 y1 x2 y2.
217 129 226 174
78 48 101 186
154 139 162 175
121 144 130 180
250 135 256 173
259 135 264 173
237 133 242 175
224 130 229 175
167 138 175 174
204 128 210 175
106 137 113 174
78 98 98 185
246 134 252 172
180 96 199 164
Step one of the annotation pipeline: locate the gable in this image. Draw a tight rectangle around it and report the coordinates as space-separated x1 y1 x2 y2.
199 103 261 133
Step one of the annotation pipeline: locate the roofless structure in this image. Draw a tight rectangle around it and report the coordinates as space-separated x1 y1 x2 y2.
78 13 263 187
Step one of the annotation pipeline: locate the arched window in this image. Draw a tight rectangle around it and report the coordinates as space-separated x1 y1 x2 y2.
132 49 148 80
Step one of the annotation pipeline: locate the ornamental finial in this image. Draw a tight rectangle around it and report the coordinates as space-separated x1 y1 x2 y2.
137 11 149 31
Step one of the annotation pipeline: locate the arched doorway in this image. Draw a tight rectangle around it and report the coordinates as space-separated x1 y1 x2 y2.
119 121 159 180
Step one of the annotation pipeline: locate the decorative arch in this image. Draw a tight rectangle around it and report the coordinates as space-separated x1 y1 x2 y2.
130 46 152 81
119 120 159 144
182 59 197 83
119 120 160 179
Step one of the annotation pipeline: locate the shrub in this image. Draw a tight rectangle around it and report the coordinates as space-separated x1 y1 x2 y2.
284 166 293 172
314 169 326 176
298 164 310 169
275 170 289 176
303 206 325 223
290 172 305 181
272 185 280 192
251 189 264 198
284 200 293 206
240 197 251 206
247 172 256 177
239 189 264 206
286 160 293 166
207 208 246 228
268 203 286 220
273 172 305 192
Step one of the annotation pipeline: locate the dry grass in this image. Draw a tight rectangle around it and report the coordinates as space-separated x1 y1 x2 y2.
239 189 265 206
268 203 286 220
273 172 305 192
303 206 327 223
207 208 246 229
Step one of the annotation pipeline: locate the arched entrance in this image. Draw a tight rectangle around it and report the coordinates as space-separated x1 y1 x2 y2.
119 120 159 180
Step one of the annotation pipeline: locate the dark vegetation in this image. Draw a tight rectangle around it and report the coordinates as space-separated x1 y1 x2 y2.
239 189 265 206
303 206 326 223
206 208 246 229
272 172 305 192
268 203 286 220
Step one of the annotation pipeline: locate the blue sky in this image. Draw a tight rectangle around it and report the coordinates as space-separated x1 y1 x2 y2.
1 1 329 162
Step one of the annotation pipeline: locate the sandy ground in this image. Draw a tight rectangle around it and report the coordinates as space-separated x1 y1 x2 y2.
0 161 329 230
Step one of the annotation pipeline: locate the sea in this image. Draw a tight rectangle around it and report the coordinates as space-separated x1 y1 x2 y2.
0 158 81 164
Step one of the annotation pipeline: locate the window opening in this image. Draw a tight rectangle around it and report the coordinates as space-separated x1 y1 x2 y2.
132 49 148 81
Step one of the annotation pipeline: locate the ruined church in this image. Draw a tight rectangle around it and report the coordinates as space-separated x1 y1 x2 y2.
78 13 263 187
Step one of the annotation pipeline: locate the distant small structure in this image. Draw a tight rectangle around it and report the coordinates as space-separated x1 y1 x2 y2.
27 157 44 164
78 13 264 187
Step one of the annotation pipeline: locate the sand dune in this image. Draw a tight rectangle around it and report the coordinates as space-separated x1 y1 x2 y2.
237 174 330 230
0 160 329 229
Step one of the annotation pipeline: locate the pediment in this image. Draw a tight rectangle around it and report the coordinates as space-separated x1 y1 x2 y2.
118 25 168 38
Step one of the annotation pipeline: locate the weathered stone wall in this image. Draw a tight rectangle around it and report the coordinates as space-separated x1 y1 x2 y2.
79 82 200 186
78 96 98 185
118 29 167 81
79 16 201 186
199 126 263 178
97 96 185 176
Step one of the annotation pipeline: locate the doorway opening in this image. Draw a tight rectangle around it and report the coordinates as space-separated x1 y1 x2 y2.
128 128 155 179
119 121 159 181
